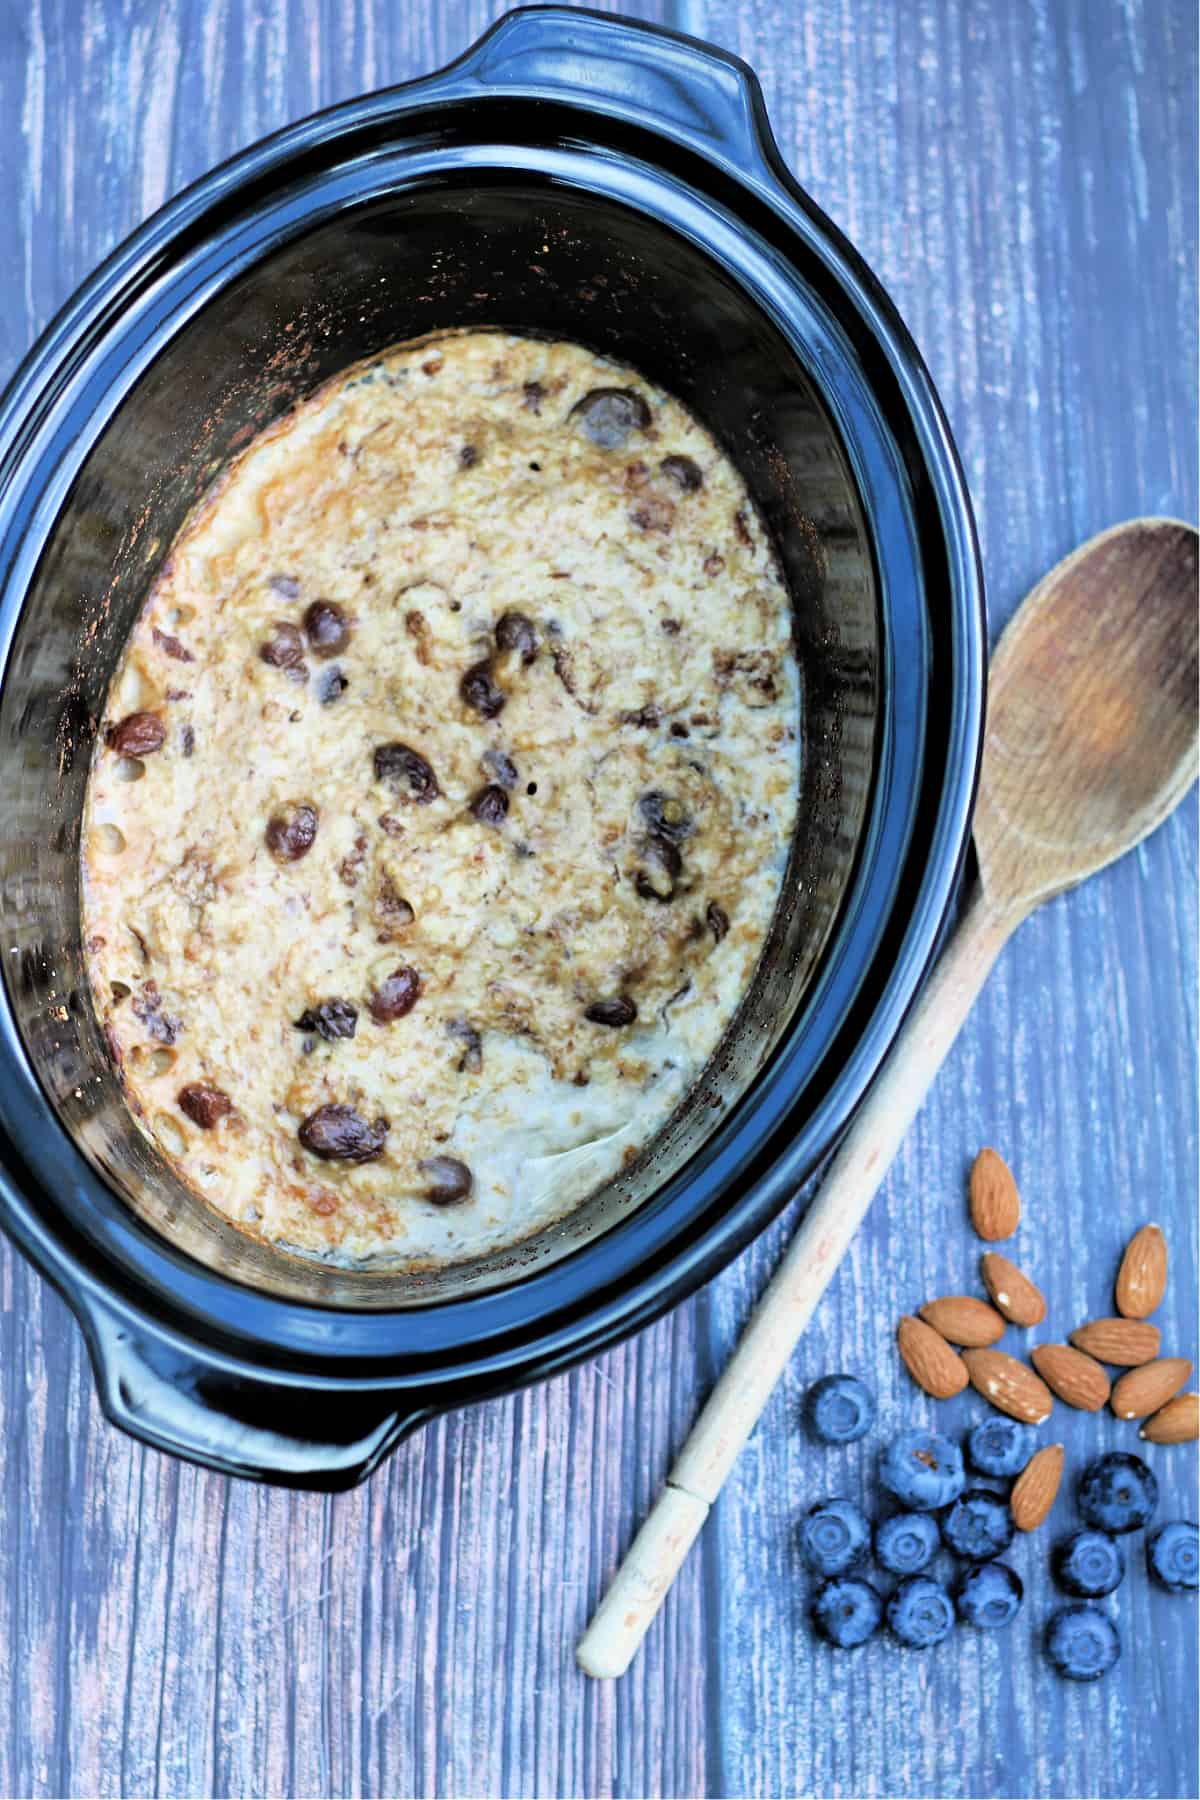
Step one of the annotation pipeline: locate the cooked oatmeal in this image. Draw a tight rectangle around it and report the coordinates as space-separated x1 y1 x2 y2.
81 330 800 1266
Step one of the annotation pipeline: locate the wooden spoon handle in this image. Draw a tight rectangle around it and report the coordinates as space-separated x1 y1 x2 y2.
577 882 1014 1679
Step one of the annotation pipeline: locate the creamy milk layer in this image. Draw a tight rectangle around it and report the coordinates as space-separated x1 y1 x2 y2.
81 331 800 1266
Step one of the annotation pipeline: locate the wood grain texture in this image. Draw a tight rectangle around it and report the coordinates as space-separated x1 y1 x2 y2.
0 0 1195 1794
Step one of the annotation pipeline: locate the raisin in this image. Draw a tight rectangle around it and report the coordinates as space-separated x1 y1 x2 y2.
177 1083 233 1129
259 622 306 668
298 1104 388 1163
374 874 414 931
639 790 692 841
661 617 681 635
469 784 509 826
584 995 638 1027
635 834 683 902
131 979 182 1045
570 388 652 449
268 574 301 598
304 599 349 656
460 659 506 718
418 1155 473 1205
660 454 704 492
459 443 480 468
630 496 674 534
106 712 166 757
447 1017 483 1074
703 552 725 578
265 802 318 862
707 901 730 941
619 704 662 729
367 965 421 1023
373 742 439 803
180 724 195 757
152 626 195 662
494 611 539 664
522 380 545 412
482 749 518 789
318 667 348 704
293 998 358 1041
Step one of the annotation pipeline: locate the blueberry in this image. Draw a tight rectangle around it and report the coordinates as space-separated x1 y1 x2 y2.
1146 1521 1199 1593
941 1488 1014 1561
956 1561 1024 1628
886 1575 956 1648
1077 1452 1158 1535
1045 1603 1121 1681
798 1499 871 1577
1052 1529 1126 1598
875 1512 941 1577
966 1417 1036 1479
811 1576 883 1648
804 1373 876 1444
879 1430 965 1511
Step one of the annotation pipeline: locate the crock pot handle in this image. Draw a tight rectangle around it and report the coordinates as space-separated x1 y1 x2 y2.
77 1297 437 1489
458 6 774 175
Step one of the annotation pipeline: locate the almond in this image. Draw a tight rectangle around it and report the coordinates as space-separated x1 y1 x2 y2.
961 1348 1054 1423
1110 1357 1193 1420
1115 1223 1168 1319
969 1147 1021 1241
919 1296 1006 1348
1070 1317 1160 1366
1010 1443 1065 1532
897 1315 968 1399
1031 1343 1111 1411
980 1252 1047 1327
1140 1392 1199 1444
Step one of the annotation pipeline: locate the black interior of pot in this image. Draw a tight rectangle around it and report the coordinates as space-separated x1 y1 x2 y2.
0 174 878 1305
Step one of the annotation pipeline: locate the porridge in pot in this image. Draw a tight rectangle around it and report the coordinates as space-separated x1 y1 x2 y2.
81 331 800 1266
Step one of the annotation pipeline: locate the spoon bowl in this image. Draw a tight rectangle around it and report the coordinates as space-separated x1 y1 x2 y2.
976 518 1199 922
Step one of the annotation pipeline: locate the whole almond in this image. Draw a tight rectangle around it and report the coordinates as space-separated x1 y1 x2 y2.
1110 1357 1193 1420
1115 1223 1168 1319
961 1348 1054 1423
919 1296 1007 1348
969 1148 1021 1241
1070 1318 1160 1366
1140 1392 1199 1445
897 1315 968 1399
980 1252 1047 1327
1031 1343 1111 1411
1010 1443 1065 1532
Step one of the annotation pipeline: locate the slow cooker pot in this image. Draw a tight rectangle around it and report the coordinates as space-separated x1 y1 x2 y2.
0 7 984 1488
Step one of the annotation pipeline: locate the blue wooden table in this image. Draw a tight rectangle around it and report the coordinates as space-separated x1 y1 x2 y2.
1 2 1196 1795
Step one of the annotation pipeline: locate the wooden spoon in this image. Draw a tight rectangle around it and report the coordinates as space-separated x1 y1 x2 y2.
577 517 1198 1679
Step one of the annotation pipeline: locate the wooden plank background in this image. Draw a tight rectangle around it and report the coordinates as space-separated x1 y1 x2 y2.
0 1 1196 1794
